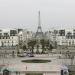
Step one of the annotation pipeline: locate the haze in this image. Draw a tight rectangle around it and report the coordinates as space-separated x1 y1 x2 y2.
0 0 75 32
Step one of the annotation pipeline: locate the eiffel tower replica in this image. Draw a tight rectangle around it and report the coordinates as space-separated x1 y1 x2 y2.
35 11 44 40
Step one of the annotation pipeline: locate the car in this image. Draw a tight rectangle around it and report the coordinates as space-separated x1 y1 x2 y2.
28 53 34 57
17 53 25 57
23 52 27 56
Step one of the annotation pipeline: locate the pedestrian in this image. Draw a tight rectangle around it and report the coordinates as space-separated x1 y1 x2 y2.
12 51 15 57
26 66 27 70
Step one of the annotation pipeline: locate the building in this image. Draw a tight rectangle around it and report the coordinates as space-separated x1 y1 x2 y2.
45 30 58 48
45 29 75 49
0 29 18 49
58 29 75 47
0 28 33 50
54 29 75 48
18 29 33 48
0 27 75 50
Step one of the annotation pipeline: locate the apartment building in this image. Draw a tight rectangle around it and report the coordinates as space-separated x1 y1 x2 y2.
0 29 18 49
18 29 33 48
45 29 75 48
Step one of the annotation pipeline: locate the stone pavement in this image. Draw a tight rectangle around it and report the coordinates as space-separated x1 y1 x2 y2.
0 54 70 75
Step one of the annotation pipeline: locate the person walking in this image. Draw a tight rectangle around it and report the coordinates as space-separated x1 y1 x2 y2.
26 66 27 70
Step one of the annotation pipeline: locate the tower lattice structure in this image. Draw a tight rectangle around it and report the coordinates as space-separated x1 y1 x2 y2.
35 11 44 40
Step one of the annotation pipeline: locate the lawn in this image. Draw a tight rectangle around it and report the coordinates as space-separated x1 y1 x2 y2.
22 59 51 63
26 73 43 75
69 72 75 75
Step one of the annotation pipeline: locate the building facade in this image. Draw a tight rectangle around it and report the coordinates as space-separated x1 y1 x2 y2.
45 29 75 48
0 29 18 49
0 29 33 49
0 28 75 49
18 29 33 48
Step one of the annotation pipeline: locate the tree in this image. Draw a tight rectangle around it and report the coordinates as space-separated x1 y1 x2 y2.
27 40 36 54
48 44 53 52
36 44 39 54
45 40 49 48
19 40 23 49
54 41 57 49
40 39 45 54
22 45 27 51
44 40 49 54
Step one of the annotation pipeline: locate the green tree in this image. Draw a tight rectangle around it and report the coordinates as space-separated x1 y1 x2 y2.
27 40 36 54
36 44 39 54
22 45 27 51
48 44 53 52
45 40 49 48
54 41 57 49
45 40 50 53
19 40 23 49
40 39 45 54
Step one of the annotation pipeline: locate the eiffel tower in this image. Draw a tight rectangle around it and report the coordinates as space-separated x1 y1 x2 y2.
35 11 44 40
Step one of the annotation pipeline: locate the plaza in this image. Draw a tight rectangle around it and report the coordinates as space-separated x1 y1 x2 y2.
0 54 69 75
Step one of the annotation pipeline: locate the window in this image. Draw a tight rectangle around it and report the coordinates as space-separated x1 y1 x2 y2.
1 42 4 47
4 33 9 37
8 41 9 43
59 30 65 36
72 41 74 45
4 41 6 47
12 37 13 39
0 37 1 39
8 37 10 39
10 30 17 36
3 37 4 39
0 33 2 36
6 37 9 39
12 41 13 47
66 32 72 39
69 41 71 45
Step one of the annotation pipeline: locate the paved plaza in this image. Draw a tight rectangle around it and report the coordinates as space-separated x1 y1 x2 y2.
0 53 75 65
0 54 69 75
0 51 74 75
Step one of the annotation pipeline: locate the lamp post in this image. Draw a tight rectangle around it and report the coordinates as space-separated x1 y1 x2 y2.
16 44 19 55
70 54 74 65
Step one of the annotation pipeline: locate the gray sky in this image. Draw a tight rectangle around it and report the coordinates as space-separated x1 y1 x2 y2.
0 0 75 32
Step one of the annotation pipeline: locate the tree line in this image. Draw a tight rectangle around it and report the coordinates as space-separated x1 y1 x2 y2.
22 39 54 54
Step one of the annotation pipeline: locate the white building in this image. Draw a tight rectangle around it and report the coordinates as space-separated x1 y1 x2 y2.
45 29 75 48
18 29 33 47
0 28 75 49
0 29 18 49
45 30 58 47
0 28 33 49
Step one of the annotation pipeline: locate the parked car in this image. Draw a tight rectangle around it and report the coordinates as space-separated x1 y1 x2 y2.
17 53 26 57
28 53 34 57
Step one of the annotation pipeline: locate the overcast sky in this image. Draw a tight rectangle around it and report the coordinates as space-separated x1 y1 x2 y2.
0 0 75 32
